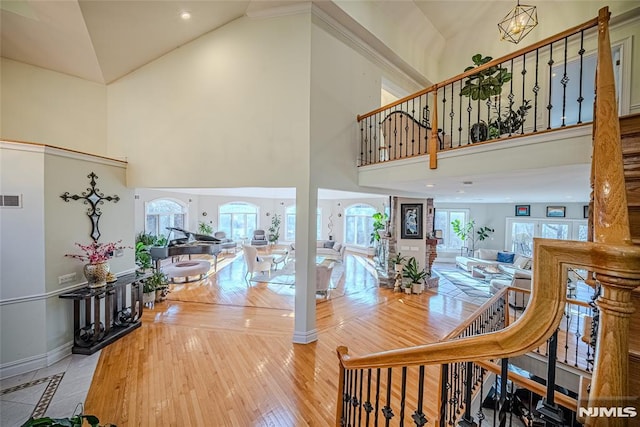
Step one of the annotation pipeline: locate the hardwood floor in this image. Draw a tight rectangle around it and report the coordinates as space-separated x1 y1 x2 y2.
84 253 481 426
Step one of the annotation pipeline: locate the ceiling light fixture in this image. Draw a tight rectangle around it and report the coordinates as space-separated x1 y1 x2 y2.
498 1 538 44
180 10 192 20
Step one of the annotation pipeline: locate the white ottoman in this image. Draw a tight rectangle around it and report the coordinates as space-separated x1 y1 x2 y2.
163 260 211 283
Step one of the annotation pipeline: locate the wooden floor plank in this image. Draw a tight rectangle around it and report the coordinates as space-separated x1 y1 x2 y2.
84 254 481 426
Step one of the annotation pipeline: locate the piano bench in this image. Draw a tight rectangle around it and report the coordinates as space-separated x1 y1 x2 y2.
163 260 211 284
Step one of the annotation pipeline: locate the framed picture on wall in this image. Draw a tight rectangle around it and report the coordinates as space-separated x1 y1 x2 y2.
546 206 566 217
515 205 530 216
400 203 423 239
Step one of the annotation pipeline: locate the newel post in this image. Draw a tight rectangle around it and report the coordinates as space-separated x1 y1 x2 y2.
586 7 640 426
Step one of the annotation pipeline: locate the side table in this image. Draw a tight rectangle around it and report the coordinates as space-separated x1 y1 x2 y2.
59 272 149 355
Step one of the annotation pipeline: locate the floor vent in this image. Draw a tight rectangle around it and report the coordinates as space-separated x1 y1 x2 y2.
0 195 22 208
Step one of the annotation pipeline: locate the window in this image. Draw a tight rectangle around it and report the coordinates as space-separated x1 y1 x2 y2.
506 218 587 256
434 208 469 252
344 204 377 247
145 199 187 238
219 202 258 241
284 206 321 241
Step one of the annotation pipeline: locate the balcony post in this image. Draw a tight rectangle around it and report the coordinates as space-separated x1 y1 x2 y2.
586 7 640 427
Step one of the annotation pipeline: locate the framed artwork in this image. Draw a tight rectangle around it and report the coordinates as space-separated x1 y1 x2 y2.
515 205 530 216
546 206 566 218
584 205 589 219
400 203 423 239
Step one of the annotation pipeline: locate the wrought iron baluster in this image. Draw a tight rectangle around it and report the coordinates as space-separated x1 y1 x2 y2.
458 362 476 427
564 306 571 363
439 364 449 427
449 83 455 145
533 48 539 132
507 58 515 136
535 331 565 426
360 120 365 165
412 365 427 427
369 118 375 164
344 369 351 425
422 100 430 155
364 369 373 426
411 98 416 156
577 30 585 123
575 305 582 368
458 81 463 146
547 42 554 129
466 90 472 145
357 369 364 427
520 53 527 134
347 369 354 426
476 367 485 426
399 367 407 427
375 368 381 426
561 37 569 127
382 368 394 426
402 101 408 159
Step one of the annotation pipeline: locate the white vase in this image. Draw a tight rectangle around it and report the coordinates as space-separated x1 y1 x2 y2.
83 262 110 288
404 287 412 294
412 283 424 294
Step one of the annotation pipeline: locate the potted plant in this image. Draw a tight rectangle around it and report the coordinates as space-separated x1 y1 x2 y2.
268 213 281 244
389 252 407 274
135 232 155 274
142 279 156 307
475 225 495 248
149 235 169 260
460 54 512 142
488 100 532 138
148 270 170 302
403 256 429 294
198 221 213 235
65 240 128 288
451 219 475 255
370 212 389 245
21 403 116 426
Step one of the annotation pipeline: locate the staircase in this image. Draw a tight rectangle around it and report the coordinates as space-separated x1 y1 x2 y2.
621 113 640 400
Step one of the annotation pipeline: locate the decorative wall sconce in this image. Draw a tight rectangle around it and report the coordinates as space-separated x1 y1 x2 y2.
266 212 271 217
202 211 208 216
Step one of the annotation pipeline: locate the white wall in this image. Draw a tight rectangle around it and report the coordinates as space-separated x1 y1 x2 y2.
107 13 312 189
0 142 133 377
0 59 108 154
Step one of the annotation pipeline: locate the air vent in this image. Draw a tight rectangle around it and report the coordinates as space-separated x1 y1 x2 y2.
0 195 22 208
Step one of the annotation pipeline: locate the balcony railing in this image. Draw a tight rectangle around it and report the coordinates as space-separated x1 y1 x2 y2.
357 16 600 167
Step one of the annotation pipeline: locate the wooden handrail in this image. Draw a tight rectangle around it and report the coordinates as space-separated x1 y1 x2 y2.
338 239 640 370
442 287 509 341
356 16 599 123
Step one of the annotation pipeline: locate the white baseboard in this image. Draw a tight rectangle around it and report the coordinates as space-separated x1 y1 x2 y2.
1 341 72 380
292 329 318 344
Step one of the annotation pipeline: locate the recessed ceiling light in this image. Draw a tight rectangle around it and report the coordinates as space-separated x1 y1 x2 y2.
456 190 465 194
425 184 435 188
180 10 191 20
462 181 473 186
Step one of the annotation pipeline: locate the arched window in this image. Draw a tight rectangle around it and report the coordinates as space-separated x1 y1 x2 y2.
344 204 376 247
285 206 322 241
145 199 187 238
219 202 258 241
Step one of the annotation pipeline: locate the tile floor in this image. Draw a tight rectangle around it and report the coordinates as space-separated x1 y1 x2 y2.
0 352 100 426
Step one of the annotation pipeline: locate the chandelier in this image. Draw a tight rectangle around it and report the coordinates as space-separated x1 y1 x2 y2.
498 1 538 44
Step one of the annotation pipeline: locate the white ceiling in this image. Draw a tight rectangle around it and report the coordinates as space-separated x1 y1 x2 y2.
1 1 612 204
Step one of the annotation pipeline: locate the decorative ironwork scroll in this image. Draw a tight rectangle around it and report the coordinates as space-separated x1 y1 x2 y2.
60 172 120 241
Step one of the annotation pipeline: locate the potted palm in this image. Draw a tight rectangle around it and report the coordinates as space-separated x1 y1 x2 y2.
148 270 170 302
142 280 156 307
403 256 429 294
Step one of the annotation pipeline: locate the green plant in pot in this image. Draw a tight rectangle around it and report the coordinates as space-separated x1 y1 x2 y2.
370 212 389 245
488 100 532 139
403 256 429 294
148 270 169 302
475 226 495 248
268 213 281 244
460 54 512 142
389 252 407 274
451 218 475 254
198 221 213 235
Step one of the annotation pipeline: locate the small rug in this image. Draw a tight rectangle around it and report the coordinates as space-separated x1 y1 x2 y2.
436 270 493 298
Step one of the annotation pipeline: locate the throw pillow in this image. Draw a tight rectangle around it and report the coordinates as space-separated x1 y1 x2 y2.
477 249 496 260
513 256 530 269
497 252 515 263
334 243 342 252
323 241 336 249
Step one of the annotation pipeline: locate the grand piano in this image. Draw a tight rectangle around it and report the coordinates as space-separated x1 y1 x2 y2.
150 227 222 271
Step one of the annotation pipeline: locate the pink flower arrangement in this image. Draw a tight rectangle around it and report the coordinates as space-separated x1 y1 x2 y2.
65 240 127 264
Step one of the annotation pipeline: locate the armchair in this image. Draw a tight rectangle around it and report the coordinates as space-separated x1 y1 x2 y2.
242 245 272 284
213 231 238 252
316 261 335 299
251 229 268 246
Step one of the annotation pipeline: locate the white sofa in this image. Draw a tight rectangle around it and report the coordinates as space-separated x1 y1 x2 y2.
456 249 531 273
490 269 533 309
288 241 346 261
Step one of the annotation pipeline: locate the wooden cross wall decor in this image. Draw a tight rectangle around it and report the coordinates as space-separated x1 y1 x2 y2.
60 172 120 242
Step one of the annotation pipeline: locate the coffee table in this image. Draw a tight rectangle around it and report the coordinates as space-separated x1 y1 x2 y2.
471 265 510 282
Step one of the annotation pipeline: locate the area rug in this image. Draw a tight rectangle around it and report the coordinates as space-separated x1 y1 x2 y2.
436 270 493 298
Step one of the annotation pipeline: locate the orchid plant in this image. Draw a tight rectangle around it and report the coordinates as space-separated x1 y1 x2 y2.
65 240 127 264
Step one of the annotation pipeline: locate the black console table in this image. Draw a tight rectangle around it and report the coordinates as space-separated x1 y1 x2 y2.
59 272 149 355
